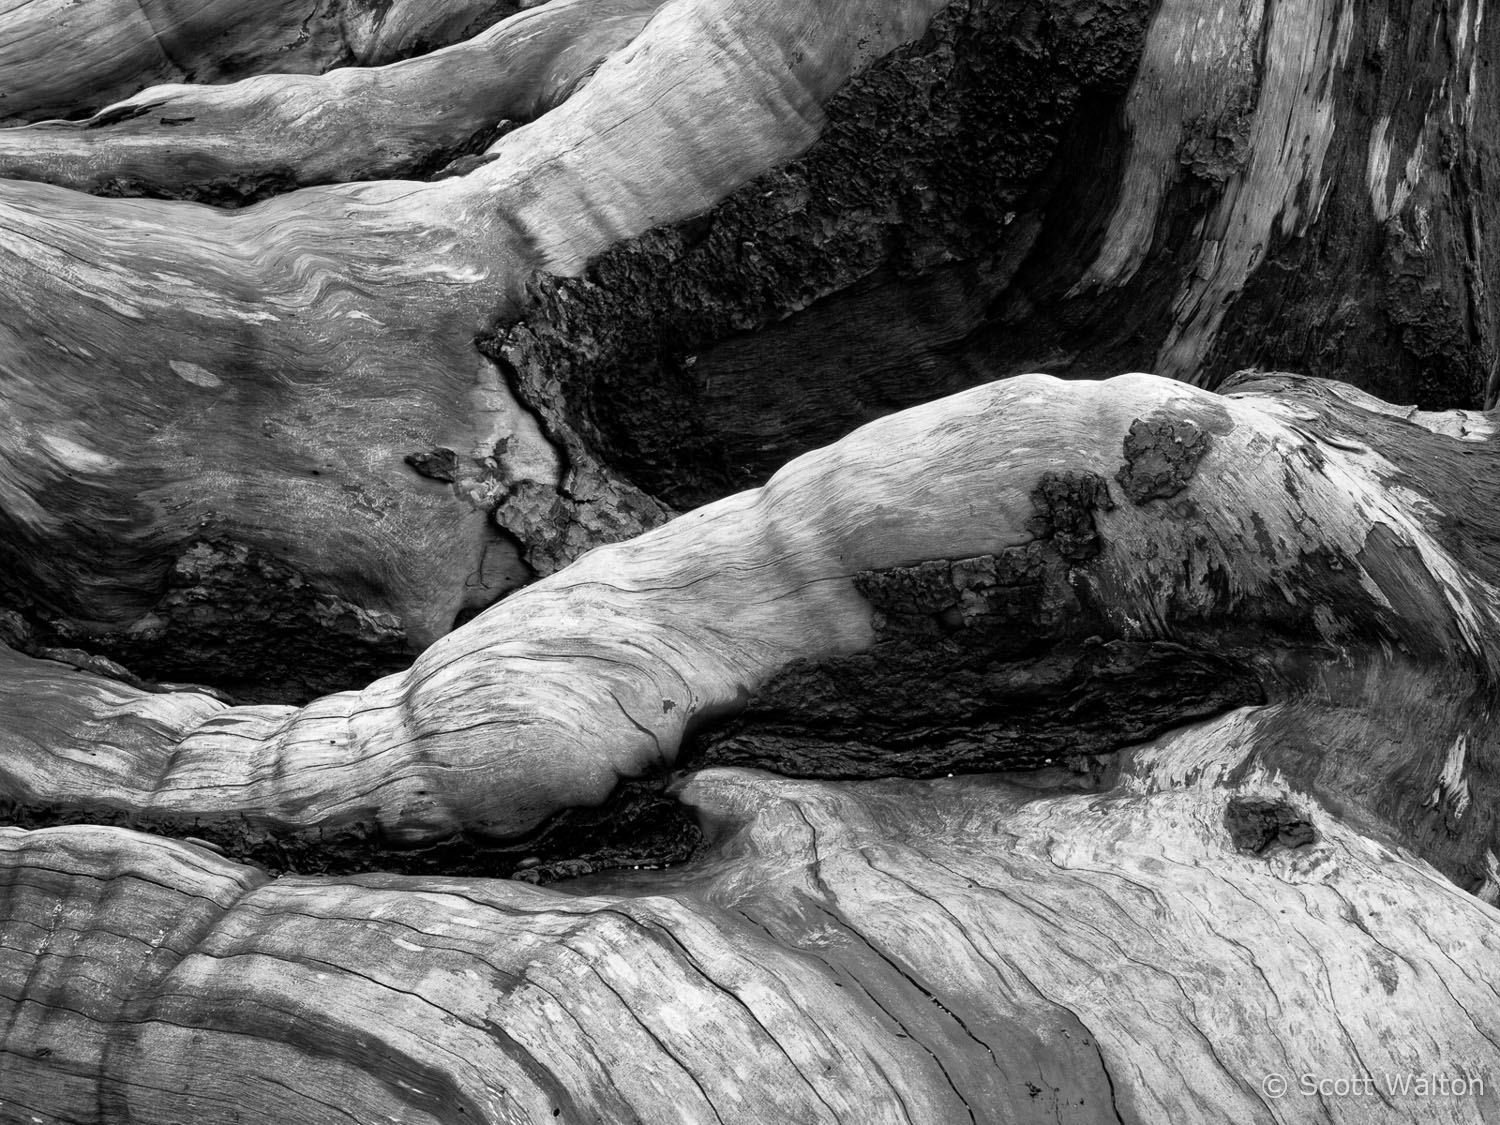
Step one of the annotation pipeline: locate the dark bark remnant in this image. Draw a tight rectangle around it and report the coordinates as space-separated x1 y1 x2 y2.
1025 470 1114 561
481 0 1157 507
1224 796 1318 854
0 777 703 884
1114 416 1213 504
690 534 1265 780
0 541 413 704
404 448 461 483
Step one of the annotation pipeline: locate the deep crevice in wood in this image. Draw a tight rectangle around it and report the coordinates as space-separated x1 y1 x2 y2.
0 776 704 884
0 539 416 705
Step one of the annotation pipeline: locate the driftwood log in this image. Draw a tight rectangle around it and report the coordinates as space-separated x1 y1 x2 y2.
4 0 1500 1122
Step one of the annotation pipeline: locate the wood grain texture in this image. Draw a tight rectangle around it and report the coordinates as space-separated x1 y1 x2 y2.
3 762 1498 1124
0 0 525 125
3 372 1499 893
1127 0 1498 406
460 0 1498 527
6 6 1500 1120
0 0 951 696
0 0 664 202
1077 0 1358 383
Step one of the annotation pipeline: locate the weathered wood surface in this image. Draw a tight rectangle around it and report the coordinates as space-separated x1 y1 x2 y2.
0 0 664 202
7 0 1490 699
488 0 1499 517
0 0 949 699
3 372 1499 898
4 756 1499 1124
0 0 525 125
6 1 1500 1122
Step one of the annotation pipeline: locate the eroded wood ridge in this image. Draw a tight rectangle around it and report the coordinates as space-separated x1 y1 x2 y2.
5 2 1500 1121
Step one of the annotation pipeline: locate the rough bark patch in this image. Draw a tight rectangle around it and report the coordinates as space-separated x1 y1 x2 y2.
1115 416 1212 504
691 539 1264 779
1224 796 1317 854
1026 470 1114 560
0 540 413 704
479 0 1157 507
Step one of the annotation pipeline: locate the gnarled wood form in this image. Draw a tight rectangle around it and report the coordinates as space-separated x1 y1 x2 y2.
0 0 949 699
7 0 1500 1122
4 371 1500 885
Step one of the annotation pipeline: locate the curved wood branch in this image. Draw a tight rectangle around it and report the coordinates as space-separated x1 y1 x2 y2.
0 0 663 202
0 0 525 125
4 373 1498 893
6 3 1500 1122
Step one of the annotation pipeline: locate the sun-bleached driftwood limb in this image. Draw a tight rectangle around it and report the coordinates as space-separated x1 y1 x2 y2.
0 0 527 126
0 0 664 203
3 759 1498 1124
3 372 1498 897
0 0 950 698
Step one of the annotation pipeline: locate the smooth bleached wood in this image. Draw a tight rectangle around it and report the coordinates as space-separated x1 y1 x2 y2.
5 4 1500 1122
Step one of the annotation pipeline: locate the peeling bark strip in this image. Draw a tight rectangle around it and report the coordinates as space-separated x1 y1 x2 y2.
6 769 1500 1123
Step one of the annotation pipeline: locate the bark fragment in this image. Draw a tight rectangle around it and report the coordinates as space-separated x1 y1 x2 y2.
1114 416 1213 504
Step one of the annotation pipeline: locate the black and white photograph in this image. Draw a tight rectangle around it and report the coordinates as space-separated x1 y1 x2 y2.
1 0 1498 1120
